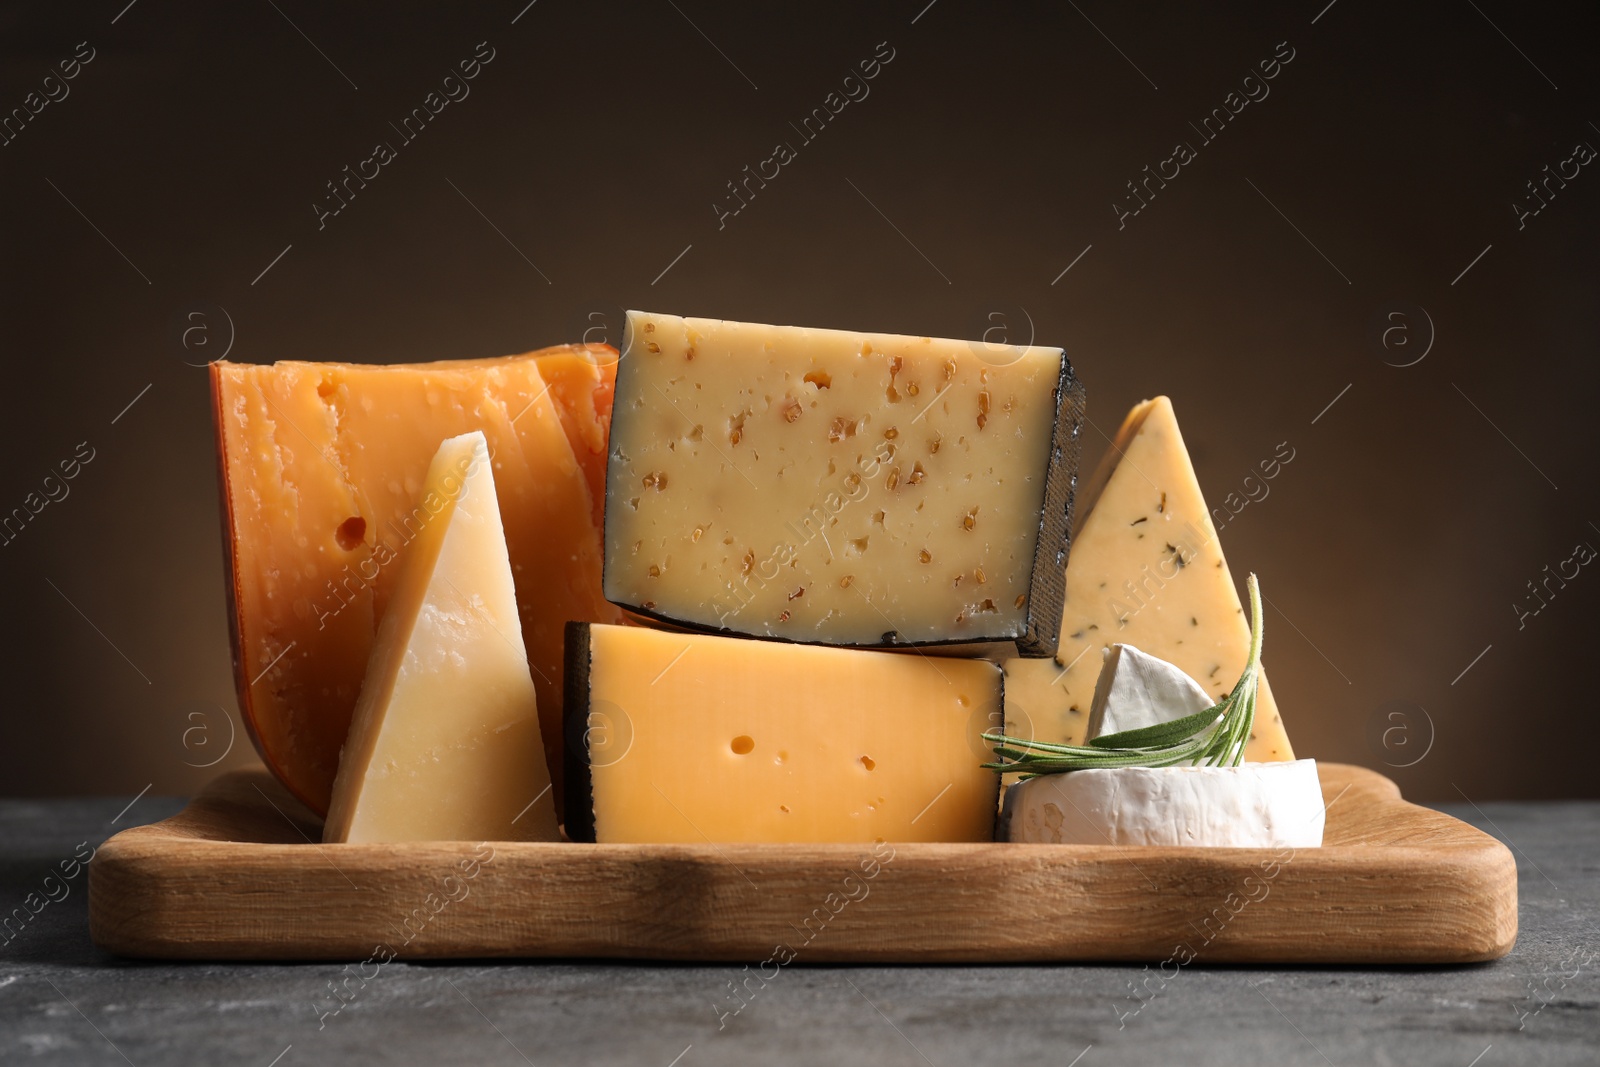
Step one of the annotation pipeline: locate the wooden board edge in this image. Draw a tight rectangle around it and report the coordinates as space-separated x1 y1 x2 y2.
88 835 1517 964
88 764 1518 965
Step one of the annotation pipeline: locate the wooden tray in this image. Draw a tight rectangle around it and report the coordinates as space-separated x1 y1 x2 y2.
88 764 1516 964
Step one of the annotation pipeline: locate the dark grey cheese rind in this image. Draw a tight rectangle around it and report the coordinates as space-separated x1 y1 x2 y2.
561 621 596 844
611 604 1046 661
1015 356 1087 658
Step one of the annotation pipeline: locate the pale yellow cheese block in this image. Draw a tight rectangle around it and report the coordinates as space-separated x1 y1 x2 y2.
603 310 1083 656
568 624 1002 844
324 432 559 843
1002 397 1293 760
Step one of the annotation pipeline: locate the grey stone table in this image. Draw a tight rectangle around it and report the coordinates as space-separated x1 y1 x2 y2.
1 793 1595 1066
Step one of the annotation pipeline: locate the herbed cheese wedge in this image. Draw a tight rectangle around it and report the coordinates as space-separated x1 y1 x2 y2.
324 432 559 843
564 623 1003 844
603 311 1086 657
212 347 624 819
1003 397 1293 760
1003 761 1325 847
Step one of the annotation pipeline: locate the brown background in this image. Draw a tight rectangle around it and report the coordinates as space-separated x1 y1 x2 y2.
1 2 1595 801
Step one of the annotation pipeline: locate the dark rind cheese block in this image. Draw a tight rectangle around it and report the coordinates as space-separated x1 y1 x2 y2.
562 621 597 844
603 312 1087 658
562 621 1004 844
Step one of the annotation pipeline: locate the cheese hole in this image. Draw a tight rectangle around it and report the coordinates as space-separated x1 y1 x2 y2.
804 370 832 389
779 804 791 814
335 517 366 550
730 735 755 755
860 755 876 771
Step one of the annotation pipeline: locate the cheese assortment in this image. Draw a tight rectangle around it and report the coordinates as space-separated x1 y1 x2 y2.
602 311 1087 657
563 623 1001 844
211 347 624 819
325 433 559 844
206 311 1322 857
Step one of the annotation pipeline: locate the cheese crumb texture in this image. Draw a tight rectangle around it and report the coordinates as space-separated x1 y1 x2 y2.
603 311 1085 655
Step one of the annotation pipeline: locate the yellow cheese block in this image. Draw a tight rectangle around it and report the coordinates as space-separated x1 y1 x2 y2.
212 346 624 818
1002 397 1293 760
603 311 1085 656
565 624 1002 843
325 432 559 843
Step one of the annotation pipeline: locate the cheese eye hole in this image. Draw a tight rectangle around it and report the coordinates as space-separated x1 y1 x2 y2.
730 735 755 755
860 755 876 771
335 516 366 550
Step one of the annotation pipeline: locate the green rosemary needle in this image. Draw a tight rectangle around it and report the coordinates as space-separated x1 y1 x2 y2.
984 573 1264 777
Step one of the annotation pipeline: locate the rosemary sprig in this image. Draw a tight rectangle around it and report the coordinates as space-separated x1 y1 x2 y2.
984 573 1264 777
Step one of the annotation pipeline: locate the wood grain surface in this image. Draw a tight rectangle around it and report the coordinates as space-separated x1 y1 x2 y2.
88 763 1516 964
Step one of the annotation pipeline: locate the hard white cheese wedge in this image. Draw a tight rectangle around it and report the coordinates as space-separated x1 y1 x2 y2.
1003 760 1324 847
323 431 560 844
1086 643 1216 744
